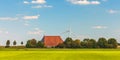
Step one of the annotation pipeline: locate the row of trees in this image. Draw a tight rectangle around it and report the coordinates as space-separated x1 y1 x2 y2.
5 39 44 48
4 37 118 48
26 39 44 48
5 40 23 48
57 37 118 48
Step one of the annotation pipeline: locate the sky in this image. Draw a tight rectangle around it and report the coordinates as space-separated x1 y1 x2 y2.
0 0 120 45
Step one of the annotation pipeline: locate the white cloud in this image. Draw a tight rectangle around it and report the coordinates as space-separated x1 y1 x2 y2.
31 0 46 4
32 5 53 8
108 9 119 14
92 26 107 29
67 0 100 5
24 0 53 9
32 5 42 8
28 31 41 35
91 1 100 4
23 1 29 4
0 17 18 21
0 14 40 21
24 0 46 4
44 5 53 8
23 15 40 20
28 28 44 35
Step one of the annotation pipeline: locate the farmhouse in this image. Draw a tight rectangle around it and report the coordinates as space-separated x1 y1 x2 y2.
42 36 63 47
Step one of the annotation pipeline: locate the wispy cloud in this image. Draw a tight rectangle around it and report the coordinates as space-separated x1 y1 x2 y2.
27 28 44 35
31 0 46 4
24 0 52 9
24 0 46 4
32 5 53 8
108 9 119 14
0 14 40 21
92 26 107 29
23 1 29 4
0 17 18 21
23 15 40 20
67 0 100 5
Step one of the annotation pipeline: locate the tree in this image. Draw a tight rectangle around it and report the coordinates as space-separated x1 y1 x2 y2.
36 41 44 48
30 39 37 46
81 38 97 48
13 40 17 46
88 39 97 48
21 41 23 45
81 38 89 48
108 38 118 48
56 43 65 48
26 40 31 48
64 37 73 48
97 37 108 48
81 41 86 48
5 40 10 48
26 39 37 48
71 39 81 48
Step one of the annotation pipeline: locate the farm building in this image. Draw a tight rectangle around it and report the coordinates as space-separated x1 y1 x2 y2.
41 36 63 47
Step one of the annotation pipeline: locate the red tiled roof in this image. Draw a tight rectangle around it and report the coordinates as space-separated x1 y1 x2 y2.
42 36 63 47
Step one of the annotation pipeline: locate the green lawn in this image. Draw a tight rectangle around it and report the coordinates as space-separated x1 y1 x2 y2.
0 48 120 60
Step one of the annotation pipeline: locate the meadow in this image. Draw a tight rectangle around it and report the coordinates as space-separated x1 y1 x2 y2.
0 48 120 60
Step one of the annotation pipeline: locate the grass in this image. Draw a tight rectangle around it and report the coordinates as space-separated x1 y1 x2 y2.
0 48 120 60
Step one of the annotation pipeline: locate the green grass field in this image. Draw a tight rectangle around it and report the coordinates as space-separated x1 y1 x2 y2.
0 48 120 60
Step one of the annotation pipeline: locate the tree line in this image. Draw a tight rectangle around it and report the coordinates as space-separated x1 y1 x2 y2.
57 37 118 48
4 37 118 48
5 40 23 48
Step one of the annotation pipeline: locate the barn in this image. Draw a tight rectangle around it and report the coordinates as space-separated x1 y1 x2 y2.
41 36 63 48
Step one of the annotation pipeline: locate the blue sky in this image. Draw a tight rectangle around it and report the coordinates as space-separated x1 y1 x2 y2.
0 0 120 45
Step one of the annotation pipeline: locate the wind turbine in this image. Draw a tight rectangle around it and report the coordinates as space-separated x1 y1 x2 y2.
60 26 78 39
